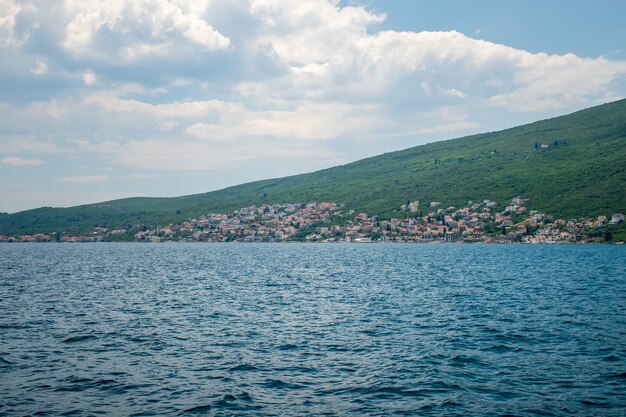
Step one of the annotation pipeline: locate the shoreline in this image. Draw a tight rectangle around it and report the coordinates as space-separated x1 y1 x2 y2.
1 240 623 245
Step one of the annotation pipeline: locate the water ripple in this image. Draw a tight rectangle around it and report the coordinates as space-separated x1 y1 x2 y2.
1 243 625 416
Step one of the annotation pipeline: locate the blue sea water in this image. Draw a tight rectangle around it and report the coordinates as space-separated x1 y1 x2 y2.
0 243 625 416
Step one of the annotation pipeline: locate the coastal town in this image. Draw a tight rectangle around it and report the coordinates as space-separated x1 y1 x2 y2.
2 198 623 244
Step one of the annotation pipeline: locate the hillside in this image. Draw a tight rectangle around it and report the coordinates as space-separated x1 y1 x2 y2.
1 99 625 236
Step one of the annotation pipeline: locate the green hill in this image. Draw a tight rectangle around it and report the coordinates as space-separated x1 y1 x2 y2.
1 99 625 236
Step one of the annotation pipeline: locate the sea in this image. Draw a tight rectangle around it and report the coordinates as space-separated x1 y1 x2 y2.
1 243 625 416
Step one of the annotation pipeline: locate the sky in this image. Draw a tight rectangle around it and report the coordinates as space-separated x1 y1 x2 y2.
1 0 625 213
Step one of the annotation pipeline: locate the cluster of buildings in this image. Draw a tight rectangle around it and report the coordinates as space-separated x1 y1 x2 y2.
134 202 339 243
2 198 622 244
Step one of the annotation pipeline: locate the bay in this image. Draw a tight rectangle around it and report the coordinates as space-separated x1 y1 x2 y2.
1 243 625 416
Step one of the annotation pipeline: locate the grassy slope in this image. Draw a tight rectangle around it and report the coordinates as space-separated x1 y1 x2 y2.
1 99 625 235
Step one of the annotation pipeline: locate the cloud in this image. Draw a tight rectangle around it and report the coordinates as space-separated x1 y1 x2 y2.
31 57 47 75
239 24 626 111
185 102 388 141
62 0 231 60
415 121 481 135
82 71 96 85
56 175 108 183
109 140 240 170
4 1 625 115
116 173 163 180
0 0 625 211
442 88 466 98
0 190 143 213
0 0 26 47
1 156 44 166
28 100 67 119
83 93 241 120
80 138 339 171
0 136 64 153
489 53 626 111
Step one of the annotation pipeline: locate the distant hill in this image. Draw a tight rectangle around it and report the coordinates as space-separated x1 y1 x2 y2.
1 99 625 236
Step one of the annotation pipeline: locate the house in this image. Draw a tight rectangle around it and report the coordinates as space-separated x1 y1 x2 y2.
512 197 530 206
611 213 624 223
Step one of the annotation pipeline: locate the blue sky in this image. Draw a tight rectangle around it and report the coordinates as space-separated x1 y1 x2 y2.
367 0 626 58
1 0 625 213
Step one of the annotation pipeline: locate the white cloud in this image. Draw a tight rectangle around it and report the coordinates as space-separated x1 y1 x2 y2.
240 24 626 111
0 191 144 213
442 88 466 98
28 100 66 119
84 93 241 120
186 102 388 141
0 136 64 153
56 175 108 183
156 121 179 131
0 0 24 47
5 1 626 114
415 121 481 135
110 140 238 170
116 173 163 180
1 156 44 166
82 138 339 171
250 0 385 63
31 57 47 75
489 53 626 111
82 71 96 85
62 0 230 60
1 0 625 210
